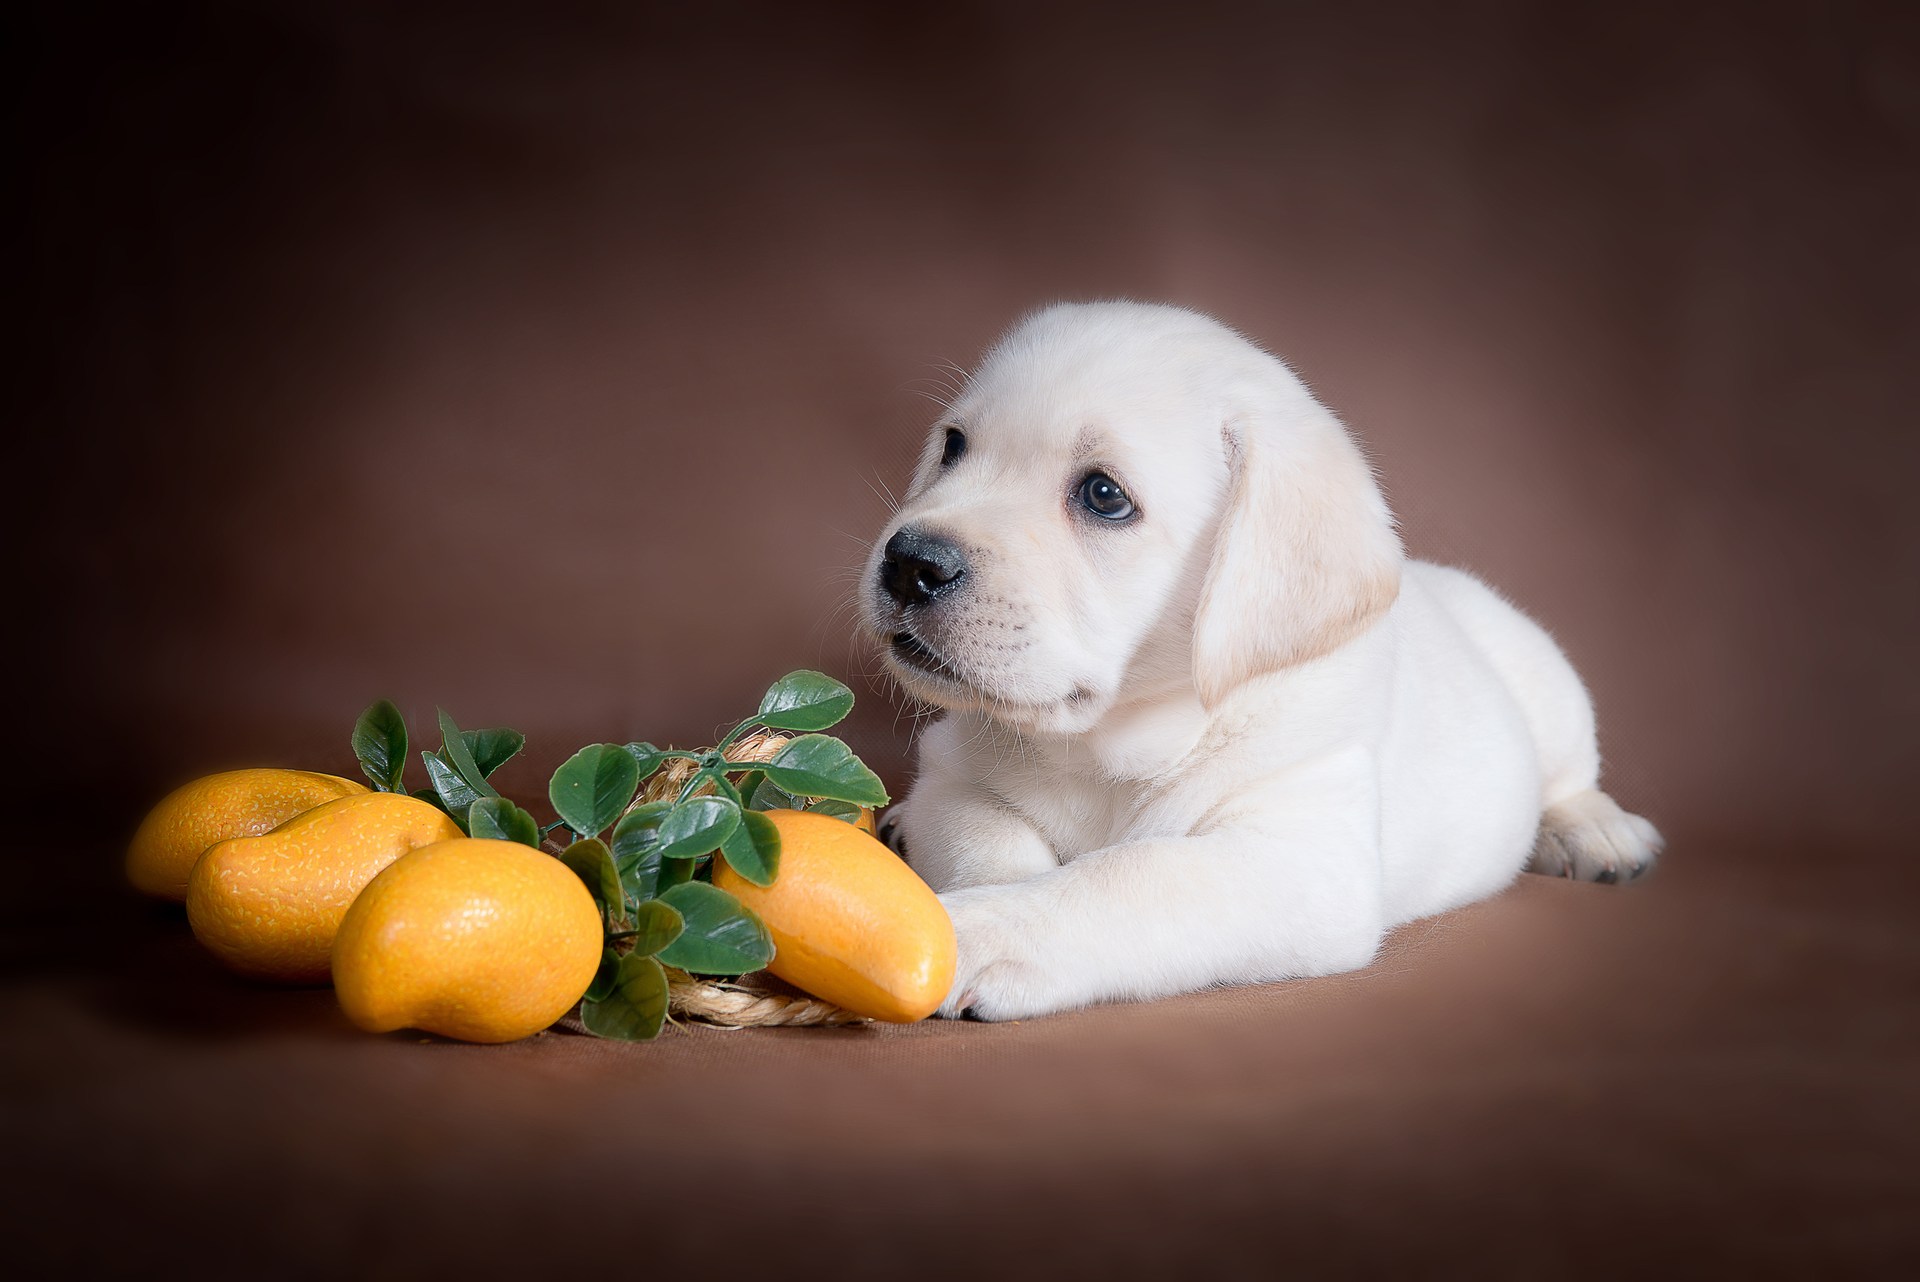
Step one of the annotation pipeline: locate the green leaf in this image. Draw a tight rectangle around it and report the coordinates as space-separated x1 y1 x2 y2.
624 741 669 780
351 700 409 792
755 670 855 732
579 953 669 1041
747 775 799 812
655 796 741 860
436 709 500 799
611 801 669 860
808 798 866 825
761 734 889 807
622 898 685 958
586 947 622 1002
461 727 525 779
612 801 684 903
422 751 480 831
655 882 773 975
611 803 700 899
717 807 781 886
469 797 542 849
549 744 641 837
560 838 622 911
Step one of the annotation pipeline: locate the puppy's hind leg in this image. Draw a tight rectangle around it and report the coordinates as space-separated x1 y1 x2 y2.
1416 567 1661 885
1529 789 1662 883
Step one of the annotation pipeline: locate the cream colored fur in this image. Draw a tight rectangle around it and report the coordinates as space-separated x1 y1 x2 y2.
860 301 1660 1020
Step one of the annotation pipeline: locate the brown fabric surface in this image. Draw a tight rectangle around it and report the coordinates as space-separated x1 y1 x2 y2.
8 851 1915 1278
11 1 1918 1276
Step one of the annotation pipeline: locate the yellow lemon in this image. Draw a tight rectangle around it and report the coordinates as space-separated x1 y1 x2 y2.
127 768 369 900
186 793 462 983
332 838 603 1044
714 809 955 1022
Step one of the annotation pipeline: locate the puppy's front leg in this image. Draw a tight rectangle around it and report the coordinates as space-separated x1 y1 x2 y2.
884 774 1058 892
939 756 1386 1019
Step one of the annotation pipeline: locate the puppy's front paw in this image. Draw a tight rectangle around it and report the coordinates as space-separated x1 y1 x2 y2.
1531 788 1663 883
937 887 1061 1021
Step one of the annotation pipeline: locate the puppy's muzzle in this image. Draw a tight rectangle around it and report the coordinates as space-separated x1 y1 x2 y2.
879 526 968 608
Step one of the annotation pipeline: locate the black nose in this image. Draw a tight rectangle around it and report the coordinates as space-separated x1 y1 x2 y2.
880 527 967 607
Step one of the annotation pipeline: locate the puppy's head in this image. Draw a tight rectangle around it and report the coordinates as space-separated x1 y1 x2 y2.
863 301 1402 735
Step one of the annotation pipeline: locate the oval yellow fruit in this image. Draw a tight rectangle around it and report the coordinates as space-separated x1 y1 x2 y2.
186 793 462 983
332 838 603 1044
714 809 955 1022
127 768 369 900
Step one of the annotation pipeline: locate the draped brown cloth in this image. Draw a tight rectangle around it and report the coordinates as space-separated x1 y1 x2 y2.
12 2 1917 1276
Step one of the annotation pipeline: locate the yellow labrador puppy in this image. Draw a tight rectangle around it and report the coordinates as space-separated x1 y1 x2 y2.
863 301 1660 1020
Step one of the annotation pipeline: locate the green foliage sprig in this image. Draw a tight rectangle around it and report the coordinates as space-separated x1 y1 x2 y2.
348 671 887 1042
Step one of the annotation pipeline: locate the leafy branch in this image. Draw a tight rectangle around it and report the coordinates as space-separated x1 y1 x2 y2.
347 671 887 1042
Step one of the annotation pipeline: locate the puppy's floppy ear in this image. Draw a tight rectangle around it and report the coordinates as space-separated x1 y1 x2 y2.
1191 395 1404 708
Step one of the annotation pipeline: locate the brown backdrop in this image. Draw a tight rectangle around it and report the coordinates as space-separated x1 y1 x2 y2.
11 1 1919 1276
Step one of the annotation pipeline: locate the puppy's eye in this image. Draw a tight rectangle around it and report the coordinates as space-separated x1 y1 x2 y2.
940 427 967 466
1076 471 1135 521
